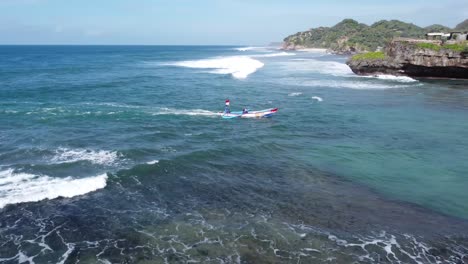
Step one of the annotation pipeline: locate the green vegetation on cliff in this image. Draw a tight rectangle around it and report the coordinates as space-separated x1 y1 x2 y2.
416 43 442 51
416 42 468 52
283 19 467 52
351 51 386 61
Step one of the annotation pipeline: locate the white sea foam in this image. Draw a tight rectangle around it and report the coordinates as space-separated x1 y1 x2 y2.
288 92 303 97
311 96 323 102
330 231 429 264
146 160 159 165
284 222 444 263
280 78 418 90
51 148 120 165
151 108 219 117
0 169 107 208
372 75 417 83
167 56 264 79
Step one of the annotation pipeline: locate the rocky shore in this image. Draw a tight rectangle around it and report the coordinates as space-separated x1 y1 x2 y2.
346 39 468 79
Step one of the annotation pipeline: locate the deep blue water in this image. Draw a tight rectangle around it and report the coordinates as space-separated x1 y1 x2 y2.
1 45 468 263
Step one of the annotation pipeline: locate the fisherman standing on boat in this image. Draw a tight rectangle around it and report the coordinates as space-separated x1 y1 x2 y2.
224 99 231 114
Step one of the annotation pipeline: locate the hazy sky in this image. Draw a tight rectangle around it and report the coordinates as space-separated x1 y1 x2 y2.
0 0 467 45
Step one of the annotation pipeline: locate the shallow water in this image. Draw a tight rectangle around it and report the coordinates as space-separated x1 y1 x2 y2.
0 46 467 263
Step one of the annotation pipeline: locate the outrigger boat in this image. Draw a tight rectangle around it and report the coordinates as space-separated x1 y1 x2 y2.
220 108 278 119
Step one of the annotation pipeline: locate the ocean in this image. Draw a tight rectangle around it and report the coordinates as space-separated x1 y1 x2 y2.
0 45 467 263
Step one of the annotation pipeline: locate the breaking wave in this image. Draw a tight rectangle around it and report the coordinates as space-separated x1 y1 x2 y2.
370 75 418 83
312 96 323 102
167 56 264 79
235 46 267 51
0 169 107 208
280 58 354 76
252 52 296 58
288 92 303 97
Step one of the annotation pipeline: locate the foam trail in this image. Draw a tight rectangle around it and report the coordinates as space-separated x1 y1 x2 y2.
288 92 303 97
51 148 119 165
312 96 323 102
167 56 264 79
151 108 219 117
0 169 107 208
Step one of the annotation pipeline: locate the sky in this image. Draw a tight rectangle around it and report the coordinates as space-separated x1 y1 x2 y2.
0 0 467 45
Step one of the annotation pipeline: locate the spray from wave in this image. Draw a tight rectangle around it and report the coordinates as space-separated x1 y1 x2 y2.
166 56 264 79
0 169 107 208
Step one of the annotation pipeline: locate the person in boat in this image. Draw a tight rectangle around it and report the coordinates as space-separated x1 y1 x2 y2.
242 108 248 114
224 99 231 114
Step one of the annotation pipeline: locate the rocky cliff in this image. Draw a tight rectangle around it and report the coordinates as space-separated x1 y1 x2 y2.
346 39 468 79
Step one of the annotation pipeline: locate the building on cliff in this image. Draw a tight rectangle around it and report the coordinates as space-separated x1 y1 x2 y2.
425 33 450 40
448 32 468 41
425 32 468 42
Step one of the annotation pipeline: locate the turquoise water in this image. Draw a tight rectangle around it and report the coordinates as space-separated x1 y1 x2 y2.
1 45 468 263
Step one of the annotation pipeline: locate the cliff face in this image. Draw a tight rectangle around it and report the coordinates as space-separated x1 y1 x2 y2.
347 40 468 79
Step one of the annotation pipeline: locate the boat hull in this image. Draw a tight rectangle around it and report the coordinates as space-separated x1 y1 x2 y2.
221 108 278 119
